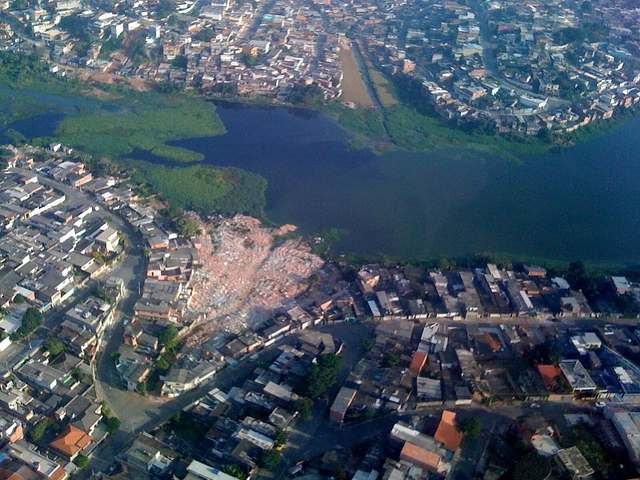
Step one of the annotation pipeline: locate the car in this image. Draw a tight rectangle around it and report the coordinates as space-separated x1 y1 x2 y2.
595 401 606 408
530 403 540 409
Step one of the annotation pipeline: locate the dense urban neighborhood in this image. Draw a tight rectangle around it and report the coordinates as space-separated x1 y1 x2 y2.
0 0 638 478
0 0 639 136
0 143 637 479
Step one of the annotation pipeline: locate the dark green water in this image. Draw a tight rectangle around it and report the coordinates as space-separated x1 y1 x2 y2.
172 104 640 265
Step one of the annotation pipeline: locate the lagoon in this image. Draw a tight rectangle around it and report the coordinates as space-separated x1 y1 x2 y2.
172 103 640 265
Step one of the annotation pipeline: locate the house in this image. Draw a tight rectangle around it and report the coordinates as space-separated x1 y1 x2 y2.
559 360 596 393
556 446 594 478
537 364 562 391
611 276 631 295
94 226 120 253
186 460 239 480
434 411 463 451
391 422 453 475
161 362 217 398
4 441 67 480
17 360 67 392
122 362 151 392
416 377 442 405
409 352 428 375
49 424 93 460
329 387 357 423
0 416 23 443
124 432 177 474
400 442 445 473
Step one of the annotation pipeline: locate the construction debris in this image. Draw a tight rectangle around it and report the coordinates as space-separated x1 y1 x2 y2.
183 215 324 356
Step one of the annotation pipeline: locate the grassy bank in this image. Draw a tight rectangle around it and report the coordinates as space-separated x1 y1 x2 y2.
126 160 267 218
384 104 551 159
325 102 385 141
0 93 56 126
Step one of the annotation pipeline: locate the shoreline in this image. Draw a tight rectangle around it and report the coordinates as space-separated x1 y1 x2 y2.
1 72 639 268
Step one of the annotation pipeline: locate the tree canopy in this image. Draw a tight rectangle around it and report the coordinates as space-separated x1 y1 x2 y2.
175 215 201 237
45 338 65 356
293 397 313 419
305 354 343 398
460 417 481 438
287 83 324 107
260 449 281 470
158 325 179 350
11 307 42 340
105 416 121 434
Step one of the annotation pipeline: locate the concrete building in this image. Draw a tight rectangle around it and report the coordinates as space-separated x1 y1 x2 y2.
329 387 357 423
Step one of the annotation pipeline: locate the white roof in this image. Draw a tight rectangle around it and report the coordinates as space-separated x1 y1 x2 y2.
187 460 238 480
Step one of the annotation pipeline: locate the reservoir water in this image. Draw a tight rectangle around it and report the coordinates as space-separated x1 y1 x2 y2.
3 90 638 266
171 104 640 265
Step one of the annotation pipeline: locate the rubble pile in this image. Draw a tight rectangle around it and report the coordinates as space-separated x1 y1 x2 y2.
184 215 323 350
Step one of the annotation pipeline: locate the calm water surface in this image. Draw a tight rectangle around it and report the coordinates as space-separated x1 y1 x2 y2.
172 105 640 265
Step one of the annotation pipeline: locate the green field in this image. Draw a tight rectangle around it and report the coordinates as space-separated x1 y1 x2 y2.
369 68 398 107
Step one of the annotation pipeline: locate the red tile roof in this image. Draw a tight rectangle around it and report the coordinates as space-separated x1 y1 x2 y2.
409 352 428 374
50 425 92 457
537 364 561 390
434 410 463 451
400 442 440 470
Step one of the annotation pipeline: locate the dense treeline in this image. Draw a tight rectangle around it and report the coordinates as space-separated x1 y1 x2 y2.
287 83 324 107
0 51 51 87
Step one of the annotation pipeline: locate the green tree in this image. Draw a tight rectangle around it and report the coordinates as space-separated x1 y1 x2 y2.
154 355 171 371
157 325 179 350
305 354 343 398
105 416 121 434
23 307 42 330
101 401 112 418
221 464 247 479
287 83 324 107
460 417 481 438
155 0 174 17
293 397 313 420
359 338 373 351
382 353 400 368
175 215 201 237
195 29 215 42
260 449 281 470
13 293 25 304
71 367 88 383
45 338 65 356
172 55 188 69
28 419 52 442
523 340 562 366
242 54 258 67
12 307 43 339
11 0 27 10
274 427 287 446
137 381 147 396
334 467 348 480
75 455 89 469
